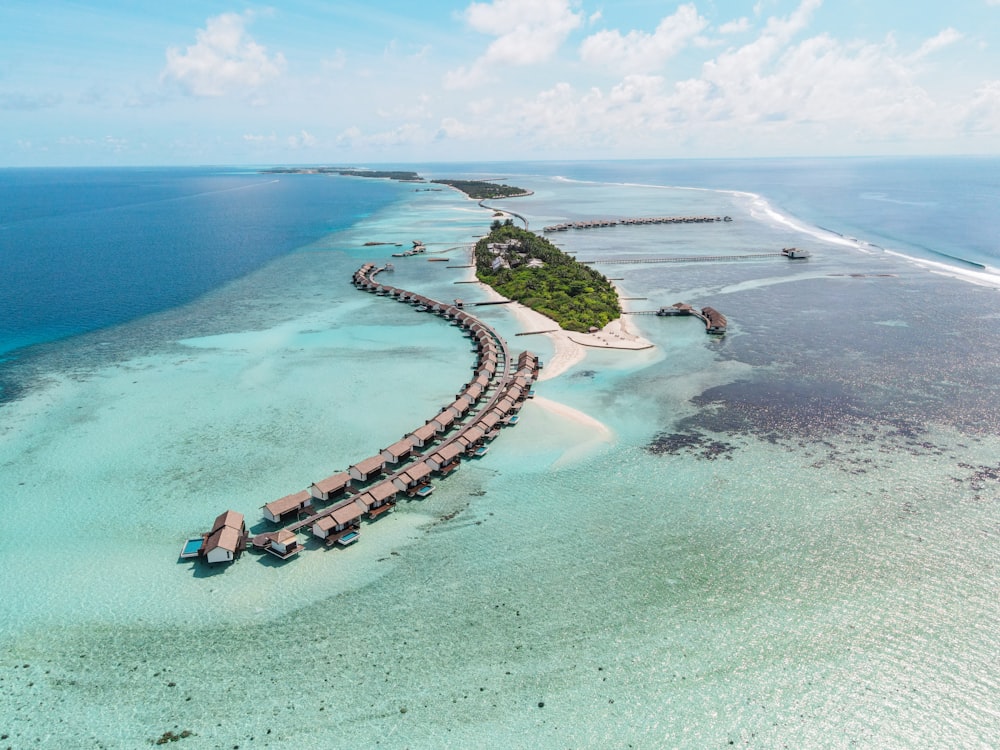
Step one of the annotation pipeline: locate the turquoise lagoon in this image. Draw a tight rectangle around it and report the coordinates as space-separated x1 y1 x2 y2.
1 166 998 748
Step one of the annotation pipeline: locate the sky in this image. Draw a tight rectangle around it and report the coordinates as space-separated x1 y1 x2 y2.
2 0 1000 166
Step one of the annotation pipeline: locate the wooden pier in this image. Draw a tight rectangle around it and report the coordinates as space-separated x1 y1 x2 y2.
186 261 541 566
579 253 783 265
627 302 728 335
543 215 732 232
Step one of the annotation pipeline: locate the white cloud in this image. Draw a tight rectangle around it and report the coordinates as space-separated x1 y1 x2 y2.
909 28 963 61
961 80 1000 133
163 12 286 97
445 0 583 88
286 130 317 149
486 0 982 156
580 4 708 73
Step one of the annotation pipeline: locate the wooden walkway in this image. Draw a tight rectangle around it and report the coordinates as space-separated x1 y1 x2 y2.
198 262 540 565
627 303 727 335
579 253 783 265
544 216 731 232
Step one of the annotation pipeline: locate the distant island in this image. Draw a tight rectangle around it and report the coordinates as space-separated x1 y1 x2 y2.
432 180 532 200
474 221 621 333
261 167 423 181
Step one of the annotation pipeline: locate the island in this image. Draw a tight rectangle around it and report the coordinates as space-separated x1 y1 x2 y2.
261 167 423 181
474 221 621 333
432 180 532 200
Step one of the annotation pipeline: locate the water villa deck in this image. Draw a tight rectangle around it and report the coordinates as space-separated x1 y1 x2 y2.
649 302 728 335
186 261 541 566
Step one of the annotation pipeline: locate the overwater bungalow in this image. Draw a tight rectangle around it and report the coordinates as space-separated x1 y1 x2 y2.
477 411 501 433
380 438 413 465
427 442 463 473
312 498 364 546
308 472 351 503
446 398 471 419
505 384 525 402
456 424 487 451
460 382 485 404
494 396 517 415
355 480 398 519
406 422 438 448
202 509 247 565
260 529 303 560
431 409 457 432
263 489 313 524
392 461 434 496
349 454 387 483
701 307 727 334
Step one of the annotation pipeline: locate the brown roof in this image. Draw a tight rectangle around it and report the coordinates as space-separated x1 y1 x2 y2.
478 412 501 430
331 499 364 525
269 529 297 544
463 383 484 401
211 509 245 533
431 442 463 463
204 524 241 553
312 472 350 494
382 438 413 457
408 423 438 442
402 462 432 483
457 425 486 446
351 454 386 475
448 398 471 415
358 481 397 508
264 490 311 516
433 410 456 429
495 396 515 413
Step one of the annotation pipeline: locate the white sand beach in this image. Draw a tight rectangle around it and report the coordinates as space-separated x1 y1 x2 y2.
474 279 654 381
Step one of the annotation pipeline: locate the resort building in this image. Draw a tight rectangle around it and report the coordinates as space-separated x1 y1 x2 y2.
260 529 303 560
406 422 438 448
392 461 434 495
355 480 398 519
202 509 247 565
312 498 364 546
380 438 414 465
309 472 351 503
427 442 463 473
349 454 387 483
431 409 457 432
262 490 313 524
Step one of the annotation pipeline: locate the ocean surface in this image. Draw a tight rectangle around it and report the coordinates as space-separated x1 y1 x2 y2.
1 158 998 748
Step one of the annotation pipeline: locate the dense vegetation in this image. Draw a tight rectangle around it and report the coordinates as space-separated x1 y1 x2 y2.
432 180 530 199
474 223 621 333
262 167 423 181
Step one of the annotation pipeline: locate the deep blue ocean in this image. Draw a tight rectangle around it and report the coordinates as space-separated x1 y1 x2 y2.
424 156 1000 269
0 167 407 357
2 157 998 361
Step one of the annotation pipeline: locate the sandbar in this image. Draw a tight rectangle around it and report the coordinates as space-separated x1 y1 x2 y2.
473 278 654 381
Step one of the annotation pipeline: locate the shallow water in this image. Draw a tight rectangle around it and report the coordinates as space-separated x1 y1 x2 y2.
1 168 998 748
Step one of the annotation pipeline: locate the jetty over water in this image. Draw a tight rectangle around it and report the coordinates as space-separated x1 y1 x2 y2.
579 248 810 266
544 215 732 232
184 263 540 567
628 302 728 335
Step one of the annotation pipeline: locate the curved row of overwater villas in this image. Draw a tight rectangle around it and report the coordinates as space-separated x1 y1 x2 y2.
181 263 539 567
